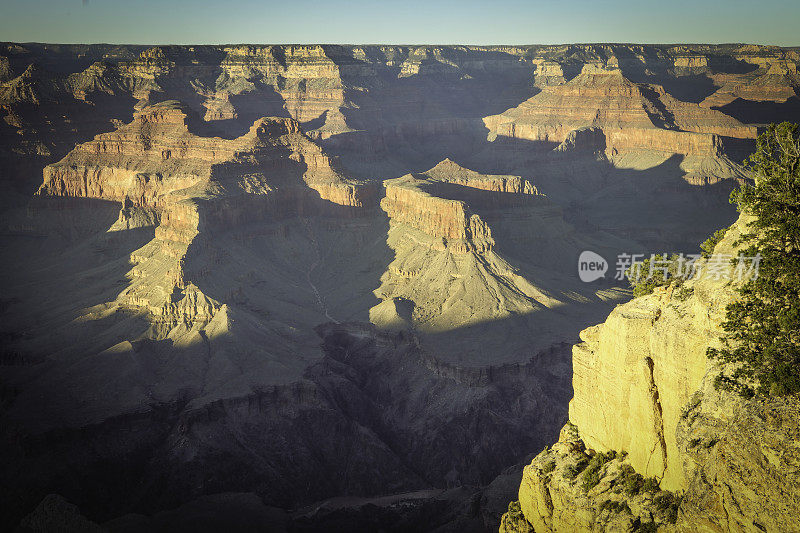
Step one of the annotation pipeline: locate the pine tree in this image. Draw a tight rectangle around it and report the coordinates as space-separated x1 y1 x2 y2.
708 122 800 397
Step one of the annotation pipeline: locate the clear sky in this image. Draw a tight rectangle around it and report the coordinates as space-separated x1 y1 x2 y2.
1 0 798 47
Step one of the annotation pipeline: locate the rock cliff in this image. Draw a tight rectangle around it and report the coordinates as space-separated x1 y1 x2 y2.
37 100 369 211
484 65 757 157
32 100 376 350
3 42 796 201
372 158 630 364
501 215 800 532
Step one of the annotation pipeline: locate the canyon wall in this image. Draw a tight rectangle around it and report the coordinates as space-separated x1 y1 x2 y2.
3 42 798 201
483 65 760 160
501 216 800 532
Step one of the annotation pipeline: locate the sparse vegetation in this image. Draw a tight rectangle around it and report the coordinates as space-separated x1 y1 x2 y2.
599 499 631 514
654 491 682 523
564 455 590 480
642 476 660 493
616 464 644 496
604 460 682 526
625 254 682 297
673 283 694 302
700 228 728 258
708 122 800 397
618 472 660 495
501 500 531 531
542 460 556 474
637 520 658 533
581 450 616 492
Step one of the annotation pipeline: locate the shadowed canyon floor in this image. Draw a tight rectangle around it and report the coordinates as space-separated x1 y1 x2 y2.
1 42 798 531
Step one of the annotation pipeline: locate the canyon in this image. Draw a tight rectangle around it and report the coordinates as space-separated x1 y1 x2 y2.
1 42 799 531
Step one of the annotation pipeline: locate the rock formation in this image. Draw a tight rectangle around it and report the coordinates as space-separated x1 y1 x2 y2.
373 158 630 364
484 64 757 158
1 42 798 532
501 216 800 532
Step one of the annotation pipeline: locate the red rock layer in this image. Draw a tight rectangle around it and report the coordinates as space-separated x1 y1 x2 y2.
381 176 494 254
380 160 541 253
38 101 372 213
484 66 758 157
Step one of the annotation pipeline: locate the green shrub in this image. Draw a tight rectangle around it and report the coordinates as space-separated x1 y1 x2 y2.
700 228 728 258
708 122 800 397
625 476 643 496
621 469 644 496
625 254 681 297
654 493 670 511
582 468 602 492
564 464 581 480
599 499 631 514
581 451 616 492
643 477 660 493
637 521 658 533
654 492 682 523
673 284 694 302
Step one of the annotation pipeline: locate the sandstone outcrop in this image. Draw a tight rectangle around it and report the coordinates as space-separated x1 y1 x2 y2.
701 60 799 108
378 158 540 253
3 42 796 205
381 174 495 254
371 158 630 364
374 162 548 339
674 374 800 532
33 100 375 345
509 423 685 532
484 65 758 162
504 376 800 533
37 100 369 211
501 215 800 532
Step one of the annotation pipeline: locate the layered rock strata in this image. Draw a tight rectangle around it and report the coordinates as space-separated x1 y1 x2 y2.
371 158 630 362
501 216 800 531
484 66 758 161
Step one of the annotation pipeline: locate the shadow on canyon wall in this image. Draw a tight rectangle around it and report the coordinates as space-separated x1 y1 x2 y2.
714 96 800 126
0 155 738 530
0 94 138 202
0 44 754 528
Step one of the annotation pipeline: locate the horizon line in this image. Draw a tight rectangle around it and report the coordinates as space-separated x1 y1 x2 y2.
4 41 799 48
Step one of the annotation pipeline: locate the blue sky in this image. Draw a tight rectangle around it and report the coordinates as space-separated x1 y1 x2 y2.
1 0 798 46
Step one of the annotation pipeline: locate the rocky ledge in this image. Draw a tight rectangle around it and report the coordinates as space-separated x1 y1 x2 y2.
501 216 800 532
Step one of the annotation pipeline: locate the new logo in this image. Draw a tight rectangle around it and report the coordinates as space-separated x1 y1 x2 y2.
578 251 607 282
